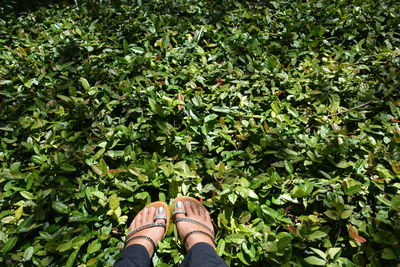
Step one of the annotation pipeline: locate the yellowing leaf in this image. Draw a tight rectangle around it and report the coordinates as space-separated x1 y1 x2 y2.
108 194 120 210
17 46 27 57
14 206 23 221
87 240 101 254
87 258 98 266
1 216 15 224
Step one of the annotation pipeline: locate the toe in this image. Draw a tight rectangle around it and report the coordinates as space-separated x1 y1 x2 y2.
148 206 156 223
134 213 142 228
140 207 149 225
190 201 199 216
186 201 195 217
205 211 211 222
155 206 166 224
198 204 206 219
174 200 185 219
129 217 135 231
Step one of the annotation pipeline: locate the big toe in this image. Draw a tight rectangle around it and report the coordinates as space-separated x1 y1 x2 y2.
155 206 167 225
174 200 186 219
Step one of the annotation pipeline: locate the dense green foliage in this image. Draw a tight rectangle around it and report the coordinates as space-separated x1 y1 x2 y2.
1 0 400 266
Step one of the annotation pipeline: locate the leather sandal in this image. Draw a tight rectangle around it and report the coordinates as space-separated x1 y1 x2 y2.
124 201 170 251
173 196 216 248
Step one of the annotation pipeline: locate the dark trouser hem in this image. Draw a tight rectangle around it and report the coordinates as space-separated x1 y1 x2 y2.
113 242 228 267
113 244 151 267
179 242 229 267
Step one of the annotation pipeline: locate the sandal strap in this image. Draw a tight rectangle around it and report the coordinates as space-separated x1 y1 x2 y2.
126 222 166 239
153 215 167 222
124 235 156 251
173 209 186 215
182 230 216 246
175 217 214 235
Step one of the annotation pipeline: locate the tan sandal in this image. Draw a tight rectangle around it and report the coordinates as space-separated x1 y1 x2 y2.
124 201 170 251
173 196 216 247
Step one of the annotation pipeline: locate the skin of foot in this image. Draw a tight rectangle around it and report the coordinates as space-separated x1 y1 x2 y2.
174 200 215 250
125 206 166 256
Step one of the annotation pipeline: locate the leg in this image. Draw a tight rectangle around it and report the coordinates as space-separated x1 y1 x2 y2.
173 197 228 267
113 202 170 267
114 244 151 267
179 242 228 267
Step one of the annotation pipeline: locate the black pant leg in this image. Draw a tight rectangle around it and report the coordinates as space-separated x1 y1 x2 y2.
179 242 228 267
113 244 151 267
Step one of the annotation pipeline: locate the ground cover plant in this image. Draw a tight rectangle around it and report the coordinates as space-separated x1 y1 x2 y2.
1 0 400 266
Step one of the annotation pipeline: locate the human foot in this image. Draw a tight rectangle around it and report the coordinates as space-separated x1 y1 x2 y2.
173 196 215 250
125 201 170 256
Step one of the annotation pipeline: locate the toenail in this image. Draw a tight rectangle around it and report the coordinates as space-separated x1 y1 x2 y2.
144 207 147 211
176 201 183 208
158 207 165 214
185 201 189 204
150 206 154 210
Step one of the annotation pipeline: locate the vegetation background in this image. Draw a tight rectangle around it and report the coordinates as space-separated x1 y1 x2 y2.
0 0 399 266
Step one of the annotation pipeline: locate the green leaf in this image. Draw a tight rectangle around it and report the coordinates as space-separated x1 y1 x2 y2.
32 155 47 164
237 251 250 265
191 95 203 106
108 194 120 210
336 161 350 168
79 77 91 91
328 247 341 259
2 236 18 253
324 210 340 220
340 209 352 219
216 238 225 256
23 246 34 261
382 248 397 260
390 195 400 211
304 256 326 266
57 240 73 252
1 1 399 265
204 114 218 123
291 183 314 198
310 247 327 260
52 201 70 214
20 191 35 200
271 101 281 114
226 233 246 244
123 39 129 55
14 206 23 221
131 46 145 54
228 193 237 204
87 240 101 254
308 231 328 241
284 160 293 174
66 248 80 267
211 106 230 113
373 231 397 245
0 80 11 85
60 163 76 172
148 98 161 113
72 236 87 248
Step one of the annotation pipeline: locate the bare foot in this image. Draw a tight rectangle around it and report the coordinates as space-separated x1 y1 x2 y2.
174 198 215 250
125 203 169 256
